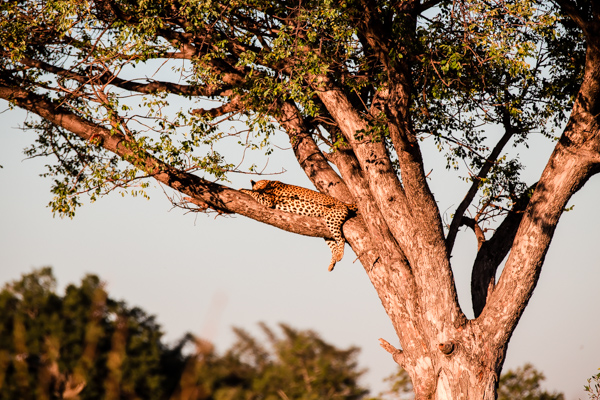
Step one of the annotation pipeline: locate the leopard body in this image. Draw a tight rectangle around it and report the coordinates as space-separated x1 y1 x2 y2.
240 180 357 271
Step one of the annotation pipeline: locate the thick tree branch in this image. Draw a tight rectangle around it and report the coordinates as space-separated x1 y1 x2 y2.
311 73 464 328
353 4 447 258
273 106 422 338
309 74 411 229
480 38 600 347
470 187 533 317
357 0 395 70
276 101 352 199
352 9 462 328
0 84 341 241
481 145 599 348
326 148 427 363
328 148 408 268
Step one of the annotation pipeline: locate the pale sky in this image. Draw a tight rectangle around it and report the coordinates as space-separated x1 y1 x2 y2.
1 102 599 399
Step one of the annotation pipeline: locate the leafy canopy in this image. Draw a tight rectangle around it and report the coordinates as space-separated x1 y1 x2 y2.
0 0 584 224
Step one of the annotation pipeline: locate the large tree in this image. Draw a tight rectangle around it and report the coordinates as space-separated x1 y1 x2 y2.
0 0 598 398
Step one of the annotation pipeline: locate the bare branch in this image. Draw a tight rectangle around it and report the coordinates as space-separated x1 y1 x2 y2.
11 54 233 98
379 338 404 366
446 127 515 255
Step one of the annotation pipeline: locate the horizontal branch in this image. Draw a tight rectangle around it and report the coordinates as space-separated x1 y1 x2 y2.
11 55 232 98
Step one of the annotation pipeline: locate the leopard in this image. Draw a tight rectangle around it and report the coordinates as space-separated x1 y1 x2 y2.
240 180 357 271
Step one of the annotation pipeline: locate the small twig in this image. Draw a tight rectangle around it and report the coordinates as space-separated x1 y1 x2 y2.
379 338 404 365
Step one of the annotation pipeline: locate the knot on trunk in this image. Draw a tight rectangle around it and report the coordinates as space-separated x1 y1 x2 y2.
438 341 456 355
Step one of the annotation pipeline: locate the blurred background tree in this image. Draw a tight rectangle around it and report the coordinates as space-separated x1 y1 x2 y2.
0 267 176 400
0 268 369 400
497 364 564 400
0 268 580 400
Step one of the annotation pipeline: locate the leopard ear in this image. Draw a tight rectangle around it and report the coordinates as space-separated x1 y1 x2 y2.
251 180 269 190
250 180 256 187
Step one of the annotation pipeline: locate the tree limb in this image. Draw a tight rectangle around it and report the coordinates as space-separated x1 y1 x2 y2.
446 126 516 255
276 100 352 200
480 37 600 342
9 54 232 98
0 84 339 240
470 187 533 317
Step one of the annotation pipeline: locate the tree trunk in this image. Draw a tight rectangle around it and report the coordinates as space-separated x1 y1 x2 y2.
372 275 505 400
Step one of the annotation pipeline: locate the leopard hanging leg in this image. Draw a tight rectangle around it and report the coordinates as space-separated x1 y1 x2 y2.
324 206 349 271
324 239 339 271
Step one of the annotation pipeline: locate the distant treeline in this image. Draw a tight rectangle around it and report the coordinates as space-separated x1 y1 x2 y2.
0 268 569 400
